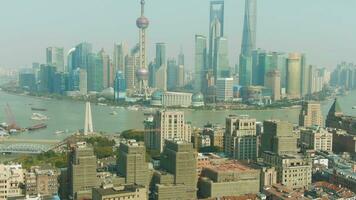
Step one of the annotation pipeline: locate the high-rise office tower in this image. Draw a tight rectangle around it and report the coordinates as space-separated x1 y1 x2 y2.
98 49 112 88
224 115 258 160
213 37 230 80
286 53 302 99
178 47 185 66
209 0 224 71
241 0 257 57
216 77 233 102
265 69 281 101
261 120 298 155
46 47 64 72
113 42 128 74
114 71 126 101
117 140 149 186
87 53 104 92
195 35 207 93
300 54 309 96
239 0 257 87
136 0 150 96
167 58 178 91
151 140 197 200
39 64 56 93
67 48 76 73
144 110 192 152
177 64 185 88
73 42 93 69
125 55 136 90
68 142 99 200
153 43 167 91
299 101 323 127
79 69 87 95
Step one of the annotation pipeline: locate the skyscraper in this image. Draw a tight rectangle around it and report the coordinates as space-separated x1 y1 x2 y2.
117 140 149 186
46 47 64 72
151 140 197 200
154 43 167 91
87 53 104 92
286 53 302 99
113 42 128 74
241 0 257 57
209 0 224 71
167 58 178 91
68 142 99 200
136 0 150 96
195 35 207 93
98 49 112 88
114 71 126 101
73 42 93 70
213 37 230 80
239 0 257 87
265 69 281 101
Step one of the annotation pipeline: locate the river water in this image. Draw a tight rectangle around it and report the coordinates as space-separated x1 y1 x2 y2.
0 90 355 141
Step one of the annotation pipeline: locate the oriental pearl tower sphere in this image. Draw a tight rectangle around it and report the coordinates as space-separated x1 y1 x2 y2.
136 0 149 98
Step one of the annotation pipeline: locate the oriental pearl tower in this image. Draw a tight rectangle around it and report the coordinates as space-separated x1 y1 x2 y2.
136 0 149 98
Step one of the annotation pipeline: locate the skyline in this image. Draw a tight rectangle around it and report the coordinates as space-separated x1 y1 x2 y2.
1 0 356 69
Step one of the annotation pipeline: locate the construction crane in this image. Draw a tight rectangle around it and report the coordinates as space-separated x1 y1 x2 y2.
4 103 21 130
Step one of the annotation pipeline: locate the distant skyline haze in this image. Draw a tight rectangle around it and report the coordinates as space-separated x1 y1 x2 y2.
0 0 355 69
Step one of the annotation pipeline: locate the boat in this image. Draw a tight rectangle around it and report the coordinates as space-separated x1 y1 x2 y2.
97 103 107 106
127 105 140 111
28 123 47 131
0 128 9 137
352 106 356 109
31 107 47 111
55 130 65 134
110 111 118 115
31 113 49 121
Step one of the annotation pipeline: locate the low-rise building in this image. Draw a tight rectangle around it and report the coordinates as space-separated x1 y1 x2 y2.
0 164 24 200
202 123 224 148
262 152 312 189
92 185 147 200
198 135 211 148
198 161 260 199
300 127 332 152
24 166 60 196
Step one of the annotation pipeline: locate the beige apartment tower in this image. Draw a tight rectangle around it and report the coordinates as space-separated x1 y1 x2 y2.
224 115 258 160
265 69 281 101
144 110 192 152
286 53 302 99
300 127 332 152
299 101 323 127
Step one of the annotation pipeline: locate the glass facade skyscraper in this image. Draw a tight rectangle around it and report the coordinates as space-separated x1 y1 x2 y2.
213 37 230 80
195 35 207 93
209 0 224 71
239 0 257 87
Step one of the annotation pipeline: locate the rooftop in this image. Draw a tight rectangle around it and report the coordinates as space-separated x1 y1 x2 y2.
205 160 255 173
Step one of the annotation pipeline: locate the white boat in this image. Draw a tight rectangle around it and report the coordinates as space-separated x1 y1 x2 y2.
110 111 118 115
127 105 140 111
31 113 49 121
0 128 9 137
352 106 356 109
55 130 64 134
97 103 107 106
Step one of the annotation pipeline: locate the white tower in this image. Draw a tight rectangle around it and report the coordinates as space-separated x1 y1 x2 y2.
136 0 150 98
84 101 94 135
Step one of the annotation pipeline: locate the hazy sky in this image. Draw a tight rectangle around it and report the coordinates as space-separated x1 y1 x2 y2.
1 0 356 70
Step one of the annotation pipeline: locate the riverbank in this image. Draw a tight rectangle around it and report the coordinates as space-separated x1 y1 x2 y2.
0 87 320 112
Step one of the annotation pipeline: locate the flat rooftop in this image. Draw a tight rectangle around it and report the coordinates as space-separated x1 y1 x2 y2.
205 160 255 173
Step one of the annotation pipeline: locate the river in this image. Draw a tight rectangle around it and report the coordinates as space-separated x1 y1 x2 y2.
0 90 355 141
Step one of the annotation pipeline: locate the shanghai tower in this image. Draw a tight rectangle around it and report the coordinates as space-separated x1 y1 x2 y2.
239 0 257 86
241 0 256 57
